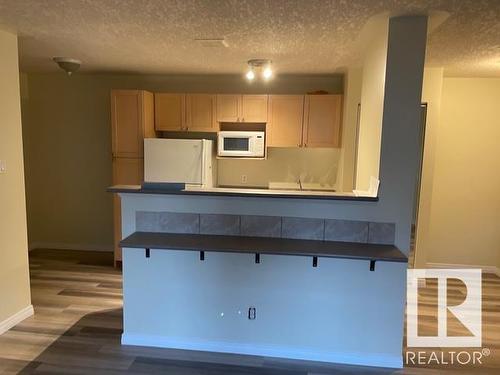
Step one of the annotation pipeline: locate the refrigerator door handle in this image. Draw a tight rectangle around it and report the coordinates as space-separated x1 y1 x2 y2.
200 139 206 187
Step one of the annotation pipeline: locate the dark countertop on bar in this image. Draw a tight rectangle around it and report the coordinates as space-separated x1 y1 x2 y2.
120 232 407 263
108 184 379 201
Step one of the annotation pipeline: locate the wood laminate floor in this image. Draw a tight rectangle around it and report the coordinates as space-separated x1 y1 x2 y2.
0 249 498 374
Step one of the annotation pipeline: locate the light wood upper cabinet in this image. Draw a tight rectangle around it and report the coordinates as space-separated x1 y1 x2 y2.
303 95 342 148
216 94 240 122
186 94 218 132
241 95 268 122
142 92 156 139
111 90 155 158
151 92 342 145
155 93 185 131
267 95 304 147
216 94 268 122
156 93 218 132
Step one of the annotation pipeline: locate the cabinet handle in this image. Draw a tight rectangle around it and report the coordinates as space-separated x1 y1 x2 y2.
242 117 245 122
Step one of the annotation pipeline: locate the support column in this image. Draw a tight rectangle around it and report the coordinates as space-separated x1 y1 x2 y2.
378 16 428 253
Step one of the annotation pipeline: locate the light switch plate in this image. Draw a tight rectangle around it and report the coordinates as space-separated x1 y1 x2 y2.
0 160 6 173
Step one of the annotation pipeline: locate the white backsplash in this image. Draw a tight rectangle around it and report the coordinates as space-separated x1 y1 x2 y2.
217 147 340 188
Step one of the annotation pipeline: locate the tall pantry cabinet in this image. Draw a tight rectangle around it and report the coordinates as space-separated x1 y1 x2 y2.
111 90 155 266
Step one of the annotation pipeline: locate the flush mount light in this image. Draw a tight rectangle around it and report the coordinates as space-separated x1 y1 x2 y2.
53 57 81 75
245 59 273 81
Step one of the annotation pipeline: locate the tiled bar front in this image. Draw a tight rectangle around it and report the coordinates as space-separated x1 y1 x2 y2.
136 211 396 245
120 193 407 369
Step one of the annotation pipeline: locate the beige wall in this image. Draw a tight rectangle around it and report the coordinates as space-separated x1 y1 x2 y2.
413 68 444 268
22 73 343 250
424 78 500 269
218 147 340 188
0 31 32 325
336 68 362 192
355 22 388 191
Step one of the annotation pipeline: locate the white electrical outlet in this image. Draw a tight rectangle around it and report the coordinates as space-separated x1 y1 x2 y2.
241 174 247 184
0 160 6 174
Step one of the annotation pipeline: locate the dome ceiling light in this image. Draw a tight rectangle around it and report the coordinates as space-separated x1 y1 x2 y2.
245 59 273 81
53 57 81 76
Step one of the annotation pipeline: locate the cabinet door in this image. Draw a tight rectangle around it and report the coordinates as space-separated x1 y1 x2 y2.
111 90 143 158
142 91 156 138
112 157 143 264
155 93 185 131
267 95 304 147
303 95 342 148
241 95 268 122
112 157 144 185
216 94 240 122
186 94 218 132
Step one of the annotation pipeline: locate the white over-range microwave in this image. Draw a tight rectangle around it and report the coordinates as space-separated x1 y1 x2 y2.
217 131 265 157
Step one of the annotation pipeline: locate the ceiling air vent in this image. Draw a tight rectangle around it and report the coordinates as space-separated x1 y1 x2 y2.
194 38 228 48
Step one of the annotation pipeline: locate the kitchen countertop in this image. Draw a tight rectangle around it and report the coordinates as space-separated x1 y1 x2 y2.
268 181 337 191
107 184 378 201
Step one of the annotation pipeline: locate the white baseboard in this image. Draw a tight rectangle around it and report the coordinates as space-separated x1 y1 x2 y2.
121 333 402 369
426 262 499 277
0 305 34 335
29 241 113 252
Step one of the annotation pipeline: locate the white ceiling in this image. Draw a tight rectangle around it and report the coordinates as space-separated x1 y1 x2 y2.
0 0 499 76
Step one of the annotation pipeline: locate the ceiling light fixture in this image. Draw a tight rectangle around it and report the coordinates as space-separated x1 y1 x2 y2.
245 68 255 81
262 66 273 80
245 59 273 81
53 57 81 76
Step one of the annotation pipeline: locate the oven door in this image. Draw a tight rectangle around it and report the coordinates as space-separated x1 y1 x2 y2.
218 136 254 157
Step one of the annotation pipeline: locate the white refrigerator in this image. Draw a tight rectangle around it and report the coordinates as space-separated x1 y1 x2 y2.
144 138 216 188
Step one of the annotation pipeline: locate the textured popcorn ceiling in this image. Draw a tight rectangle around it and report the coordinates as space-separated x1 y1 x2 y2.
0 0 499 76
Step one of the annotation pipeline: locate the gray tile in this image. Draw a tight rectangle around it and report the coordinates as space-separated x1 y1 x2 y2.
200 214 240 236
281 217 325 240
368 222 396 244
240 215 281 238
136 211 160 232
324 219 369 243
158 212 200 234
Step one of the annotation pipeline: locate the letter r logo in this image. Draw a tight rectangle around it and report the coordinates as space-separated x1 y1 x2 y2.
407 269 482 347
